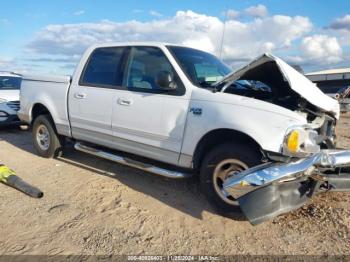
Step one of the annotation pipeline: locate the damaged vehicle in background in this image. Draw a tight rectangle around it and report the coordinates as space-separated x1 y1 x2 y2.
18 43 350 225
332 87 350 113
0 72 22 126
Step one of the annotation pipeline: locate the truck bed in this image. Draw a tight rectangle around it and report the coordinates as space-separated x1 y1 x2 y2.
18 74 72 137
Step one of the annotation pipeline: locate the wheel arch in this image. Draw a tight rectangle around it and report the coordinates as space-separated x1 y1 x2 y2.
31 103 59 133
192 128 263 171
31 103 51 123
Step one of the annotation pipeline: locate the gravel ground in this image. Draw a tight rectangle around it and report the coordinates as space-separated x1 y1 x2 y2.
0 113 349 255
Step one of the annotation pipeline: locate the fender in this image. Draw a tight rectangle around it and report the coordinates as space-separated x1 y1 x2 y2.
181 88 308 159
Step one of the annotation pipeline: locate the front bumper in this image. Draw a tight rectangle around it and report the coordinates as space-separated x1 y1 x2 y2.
223 150 350 225
0 101 23 126
0 111 23 126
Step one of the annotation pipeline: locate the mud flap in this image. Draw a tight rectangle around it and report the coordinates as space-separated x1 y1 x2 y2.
238 180 313 225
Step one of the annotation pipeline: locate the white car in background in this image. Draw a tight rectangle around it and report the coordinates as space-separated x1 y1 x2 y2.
0 72 22 126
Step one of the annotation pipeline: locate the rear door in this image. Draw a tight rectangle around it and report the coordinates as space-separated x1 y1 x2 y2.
68 47 127 148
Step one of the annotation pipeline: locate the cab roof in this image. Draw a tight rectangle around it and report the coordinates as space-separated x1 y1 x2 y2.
88 42 188 49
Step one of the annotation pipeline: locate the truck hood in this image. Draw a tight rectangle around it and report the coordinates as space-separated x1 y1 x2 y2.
192 87 307 123
0 90 20 102
216 53 340 119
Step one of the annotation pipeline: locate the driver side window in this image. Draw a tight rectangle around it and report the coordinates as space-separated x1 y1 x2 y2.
123 46 184 95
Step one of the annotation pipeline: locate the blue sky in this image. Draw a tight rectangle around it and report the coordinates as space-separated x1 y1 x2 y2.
1 0 350 74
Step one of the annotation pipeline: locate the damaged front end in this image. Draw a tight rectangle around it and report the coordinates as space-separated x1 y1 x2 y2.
216 53 340 118
223 150 350 225
215 53 340 149
215 53 349 225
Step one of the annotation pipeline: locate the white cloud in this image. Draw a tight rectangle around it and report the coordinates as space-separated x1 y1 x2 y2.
244 4 268 18
221 15 312 61
27 10 313 68
149 10 163 17
300 34 343 63
330 14 350 30
225 9 240 20
284 55 304 65
0 57 28 73
0 57 15 68
73 10 85 16
0 54 72 74
326 14 350 49
224 5 268 20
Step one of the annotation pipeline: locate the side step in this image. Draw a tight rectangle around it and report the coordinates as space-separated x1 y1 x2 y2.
74 142 191 179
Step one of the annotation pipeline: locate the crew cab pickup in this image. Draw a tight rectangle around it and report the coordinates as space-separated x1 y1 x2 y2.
18 43 350 224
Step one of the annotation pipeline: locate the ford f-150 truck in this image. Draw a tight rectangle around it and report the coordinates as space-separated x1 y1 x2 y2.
18 43 350 224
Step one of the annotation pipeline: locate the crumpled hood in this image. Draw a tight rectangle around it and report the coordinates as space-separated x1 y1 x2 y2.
216 53 340 119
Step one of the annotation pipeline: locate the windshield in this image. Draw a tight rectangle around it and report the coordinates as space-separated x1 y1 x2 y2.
0 76 21 90
167 46 231 88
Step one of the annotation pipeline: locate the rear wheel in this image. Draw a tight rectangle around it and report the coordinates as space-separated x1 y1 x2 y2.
32 115 63 158
200 142 262 213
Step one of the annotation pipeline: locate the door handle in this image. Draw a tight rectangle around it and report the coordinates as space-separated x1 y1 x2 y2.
74 92 86 99
118 98 133 106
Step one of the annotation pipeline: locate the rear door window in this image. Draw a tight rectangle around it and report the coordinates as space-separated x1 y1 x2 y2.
80 47 126 88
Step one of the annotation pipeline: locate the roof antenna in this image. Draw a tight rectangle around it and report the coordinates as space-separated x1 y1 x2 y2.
219 6 228 59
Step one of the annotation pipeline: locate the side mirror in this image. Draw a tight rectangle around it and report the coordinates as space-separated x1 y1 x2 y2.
155 71 177 90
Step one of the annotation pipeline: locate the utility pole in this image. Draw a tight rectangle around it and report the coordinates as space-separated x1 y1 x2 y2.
219 7 228 59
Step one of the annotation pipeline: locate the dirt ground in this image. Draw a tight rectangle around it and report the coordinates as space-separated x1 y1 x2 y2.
0 114 350 256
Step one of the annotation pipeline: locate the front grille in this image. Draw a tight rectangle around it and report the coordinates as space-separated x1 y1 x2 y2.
7 101 20 112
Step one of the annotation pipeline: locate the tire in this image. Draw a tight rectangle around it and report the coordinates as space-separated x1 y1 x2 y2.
32 114 63 158
200 142 262 213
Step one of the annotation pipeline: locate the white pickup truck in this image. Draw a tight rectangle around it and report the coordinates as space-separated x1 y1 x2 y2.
18 42 350 224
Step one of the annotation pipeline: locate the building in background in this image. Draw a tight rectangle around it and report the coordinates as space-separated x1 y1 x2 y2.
305 68 350 112
305 68 350 94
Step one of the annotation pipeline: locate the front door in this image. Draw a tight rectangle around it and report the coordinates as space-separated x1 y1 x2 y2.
111 46 190 164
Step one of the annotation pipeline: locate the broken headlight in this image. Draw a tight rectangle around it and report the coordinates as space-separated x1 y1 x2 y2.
282 127 320 157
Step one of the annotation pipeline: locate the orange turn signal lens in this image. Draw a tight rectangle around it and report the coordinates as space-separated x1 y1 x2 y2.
287 130 300 152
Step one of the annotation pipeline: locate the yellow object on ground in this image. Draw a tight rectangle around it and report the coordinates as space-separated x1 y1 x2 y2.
0 165 16 183
0 164 44 198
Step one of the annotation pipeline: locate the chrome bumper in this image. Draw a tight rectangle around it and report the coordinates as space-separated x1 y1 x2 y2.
223 150 350 199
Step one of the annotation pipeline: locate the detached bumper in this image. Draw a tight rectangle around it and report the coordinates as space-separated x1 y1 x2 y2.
223 150 350 225
223 150 350 199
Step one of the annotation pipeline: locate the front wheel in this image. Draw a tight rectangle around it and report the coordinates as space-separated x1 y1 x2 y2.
32 115 63 158
200 143 262 213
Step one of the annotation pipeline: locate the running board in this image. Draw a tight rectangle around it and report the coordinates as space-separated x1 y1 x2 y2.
74 142 191 179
